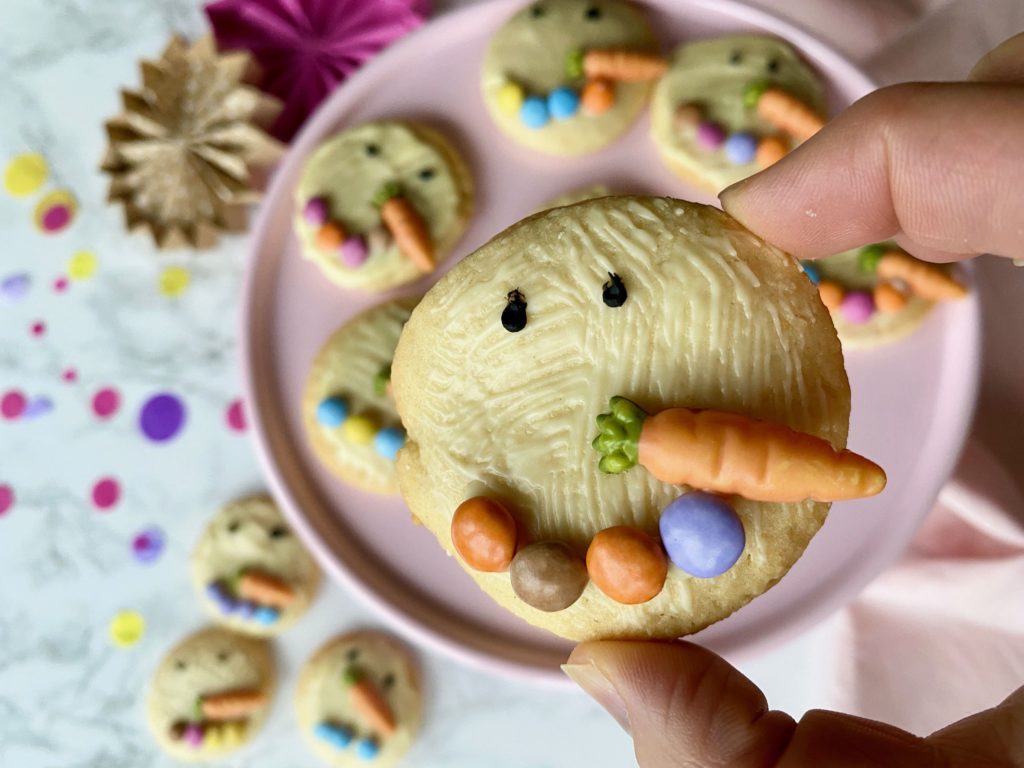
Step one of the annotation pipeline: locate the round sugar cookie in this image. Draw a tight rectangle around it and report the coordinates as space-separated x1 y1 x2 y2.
294 121 473 292
304 298 418 494
392 196 855 641
808 243 968 349
191 495 321 636
482 0 661 156
296 631 422 768
146 627 275 761
651 35 826 193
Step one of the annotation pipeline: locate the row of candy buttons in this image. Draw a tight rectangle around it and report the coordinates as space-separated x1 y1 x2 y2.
314 722 380 760
498 79 615 130
206 582 280 626
316 396 406 460
676 102 788 168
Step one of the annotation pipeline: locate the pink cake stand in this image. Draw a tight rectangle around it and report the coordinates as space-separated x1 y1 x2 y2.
241 0 981 686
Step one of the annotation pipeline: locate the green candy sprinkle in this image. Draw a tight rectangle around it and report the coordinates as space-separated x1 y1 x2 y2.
858 244 885 273
591 396 647 474
743 79 770 109
565 48 584 79
342 665 363 686
372 182 401 207
373 364 392 397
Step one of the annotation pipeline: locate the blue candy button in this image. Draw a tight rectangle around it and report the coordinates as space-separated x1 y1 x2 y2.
520 96 550 129
317 396 349 428
800 260 821 285
548 87 580 120
659 492 745 578
356 737 380 760
314 721 353 750
254 606 279 626
724 132 758 165
374 426 406 460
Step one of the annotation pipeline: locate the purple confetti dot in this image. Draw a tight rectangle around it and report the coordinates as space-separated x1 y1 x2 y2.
139 393 186 442
132 526 165 563
22 397 54 419
1 273 31 303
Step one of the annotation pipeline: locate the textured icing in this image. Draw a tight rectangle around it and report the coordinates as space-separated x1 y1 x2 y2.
651 35 826 192
296 633 420 768
295 122 470 291
482 0 658 155
147 628 273 760
393 197 851 640
304 298 416 493
191 496 320 635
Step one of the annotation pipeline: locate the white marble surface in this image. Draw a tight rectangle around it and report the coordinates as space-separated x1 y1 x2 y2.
2 1 1022 767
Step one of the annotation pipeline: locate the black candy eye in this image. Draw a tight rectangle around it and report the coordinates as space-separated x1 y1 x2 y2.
602 273 627 307
585 5 601 20
381 673 395 690
269 525 289 539
175 660 187 671
365 144 380 157
227 520 240 533
217 651 230 663
729 50 742 65
418 167 436 181
530 3 544 17
347 648 361 663
501 289 528 333
767 58 780 73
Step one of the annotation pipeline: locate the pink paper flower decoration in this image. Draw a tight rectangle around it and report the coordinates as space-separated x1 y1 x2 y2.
206 0 430 142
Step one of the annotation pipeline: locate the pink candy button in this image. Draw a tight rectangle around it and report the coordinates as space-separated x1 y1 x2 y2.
340 235 369 268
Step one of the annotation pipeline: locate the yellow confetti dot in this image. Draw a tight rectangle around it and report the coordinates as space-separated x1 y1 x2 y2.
344 414 377 445
4 152 48 197
497 81 525 116
159 265 191 297
68 250 98 280
33 189 77 234
109 610 145 648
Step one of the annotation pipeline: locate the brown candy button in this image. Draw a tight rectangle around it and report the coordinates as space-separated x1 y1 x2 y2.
586 526 667 605
451 496 518 572
510 541 588 612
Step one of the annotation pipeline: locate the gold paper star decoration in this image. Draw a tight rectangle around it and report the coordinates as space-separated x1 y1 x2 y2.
101 36 284 249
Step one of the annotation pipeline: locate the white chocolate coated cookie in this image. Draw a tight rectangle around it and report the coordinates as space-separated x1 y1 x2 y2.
294 122 473 292
392 197 852 641
303 298 418 494
296 631 421 768
191 495 321 636
146 627 275 761
482 0 659 156
651 35 825 192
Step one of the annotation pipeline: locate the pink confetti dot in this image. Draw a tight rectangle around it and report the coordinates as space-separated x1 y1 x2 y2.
30 321 45 337
53 277 68 293
42 204 71 232
91 477 120 511
0 485 13 516
92 388 121 419
226 399 246 432
1 391 27 420
62 368 77 383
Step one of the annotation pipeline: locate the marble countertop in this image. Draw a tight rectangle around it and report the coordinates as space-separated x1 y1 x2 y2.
2 1 1021 766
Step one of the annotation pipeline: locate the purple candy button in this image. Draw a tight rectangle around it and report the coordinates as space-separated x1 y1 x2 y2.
695 121 726 151
184 724 204 748
841 291 875 324
139 393 186 442
133 526 166 563
303 196 329 226
339 235 368 268
659 491 745 578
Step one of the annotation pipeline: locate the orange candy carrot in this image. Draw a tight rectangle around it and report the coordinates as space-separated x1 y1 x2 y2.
200 689 267 720
583 49 667 82
593 397 886 503
757 88 824 141
876 250 967 301
238 569 294 608
374 183 434 273
347 674 396 736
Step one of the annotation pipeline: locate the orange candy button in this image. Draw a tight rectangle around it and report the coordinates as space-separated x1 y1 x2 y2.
586 526 667 605
817 279 845 313
581 78 615 115
316 221 345 251
756 135 788 168
451 497 518 572
874 281 908 314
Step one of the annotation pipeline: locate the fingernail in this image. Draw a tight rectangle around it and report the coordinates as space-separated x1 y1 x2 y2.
561 662 631 733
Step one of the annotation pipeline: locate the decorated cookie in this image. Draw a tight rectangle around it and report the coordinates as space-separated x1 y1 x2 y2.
392 197 885 641
146 627 275 761
482 0 663 156
294 121 473 292
805 243 969 348
304 298 417 494
191 496 321 636
650 35 826 193
296 631 421 768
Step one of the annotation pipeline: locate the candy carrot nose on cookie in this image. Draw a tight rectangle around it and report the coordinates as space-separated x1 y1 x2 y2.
593 396 886 503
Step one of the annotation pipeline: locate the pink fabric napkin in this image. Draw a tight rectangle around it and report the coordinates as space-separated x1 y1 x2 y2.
743 0 1024 735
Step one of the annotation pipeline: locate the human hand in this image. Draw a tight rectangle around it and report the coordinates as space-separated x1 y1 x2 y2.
563 640 1023 766
719 32 1024 263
